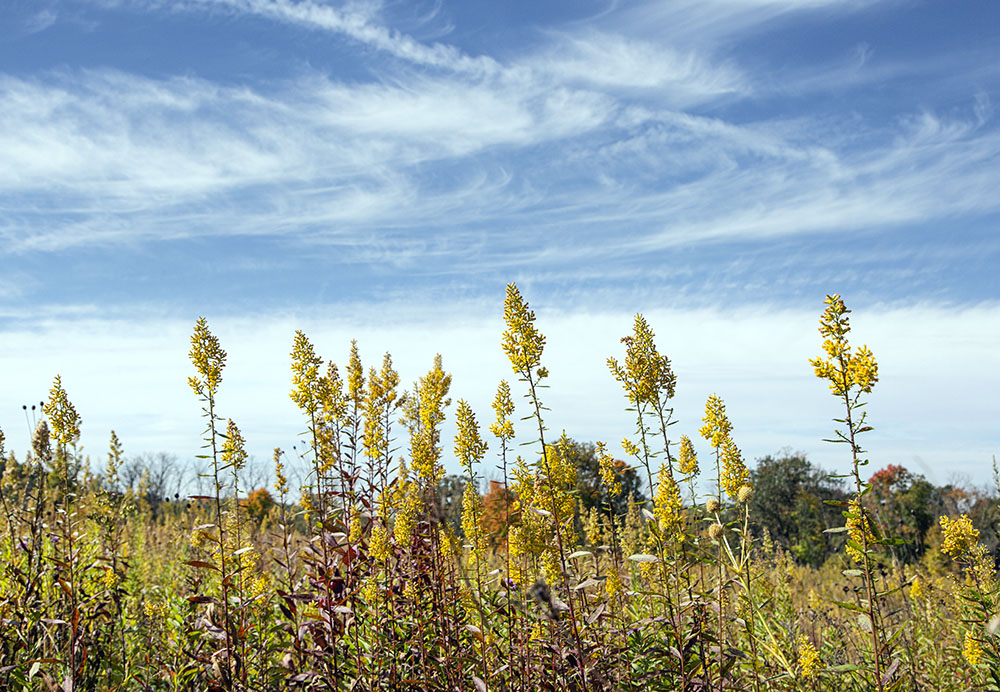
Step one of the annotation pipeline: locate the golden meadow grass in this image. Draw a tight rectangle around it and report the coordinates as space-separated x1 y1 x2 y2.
0 285 996 691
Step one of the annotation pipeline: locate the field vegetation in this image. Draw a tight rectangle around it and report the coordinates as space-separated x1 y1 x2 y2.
0 285 997 691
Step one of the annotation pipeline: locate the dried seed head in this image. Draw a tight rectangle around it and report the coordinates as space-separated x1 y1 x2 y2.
706 498 720 514
737 484 754 504
709 523 724 541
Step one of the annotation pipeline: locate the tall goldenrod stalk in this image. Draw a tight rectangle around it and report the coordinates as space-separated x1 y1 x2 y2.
501 283 587 686
188 317 235 689
810 294 885 690
489 380 519 687
43 375 82 688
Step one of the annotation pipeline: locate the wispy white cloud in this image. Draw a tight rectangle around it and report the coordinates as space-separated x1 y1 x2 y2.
24 9 59 34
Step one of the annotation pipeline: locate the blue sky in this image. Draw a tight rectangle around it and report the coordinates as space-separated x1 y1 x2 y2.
1 0 998 490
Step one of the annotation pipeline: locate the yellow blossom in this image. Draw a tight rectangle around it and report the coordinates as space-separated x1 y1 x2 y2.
273 448 287 495
845 498 875 564
455 400 488 472
797 635 820 678
103 567 119 589
289 330 325 416
606 569 623 599
677 435 698 478
221 419 247 471
909 576 924 600
720 438 750 500
489 380 516 440
346 340 365 408
596 441 622 498
188 317 226 397
653 464 684 542
501 283 546 377
408 355 452 484
809 294 878 397
44 375 81 447
369 523 391 564
607 313 676 409
940 514 980 558
699 394 732 449
621 437 640 458
349 505 363 543
964 631 983 666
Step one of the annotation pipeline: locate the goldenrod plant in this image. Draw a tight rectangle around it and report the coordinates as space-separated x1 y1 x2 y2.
0 286 997 691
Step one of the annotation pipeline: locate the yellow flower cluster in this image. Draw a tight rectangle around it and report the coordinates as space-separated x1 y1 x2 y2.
107 429 124 487
409 355 452 484
289 330 325 416
221 419 247 471
653 464 684 543
346 340 365 408
188 317 227 397
144 600 167 619
393 481 421 549
461 486 485 560
596 442 622 498
44 375 81 447
809 294 878 397
964 631 983 666
845 498 875 564
607 313 676 408
699 394 732 449
940 514 980 557
273 448 287 495
584 507 604 546
362 355 400 468
369 524 391 564
677 435 698 478
797 635 820 678
103 567 119 589
360 577 379 606
349 504 363 544
605 569 622 599
720 438 750 500
489 380 515 441
454 400 488 472
501 283 546 377
909 576 924 600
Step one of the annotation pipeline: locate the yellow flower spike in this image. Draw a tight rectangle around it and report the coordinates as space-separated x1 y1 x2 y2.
490 380 516 440
605 569 623 599
909 576 924 600
677 435 699 478
964 631 983 666
845 498 875 564
369 524 391 564
44 375 81 447
621 437 640 458
221 419 247 471
809 294 879 397
409 355 452 484
273 448 288 495
940 514 980 558
720 438 750 500
188 316 226 396
699 394 732 449
501 282 546 377
607 313 676 409
461 486 486 556
455 400 488 472
797 635 821 678
596 442 622 498
653 464 684 543
346 339 365 408
289 330 324 416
